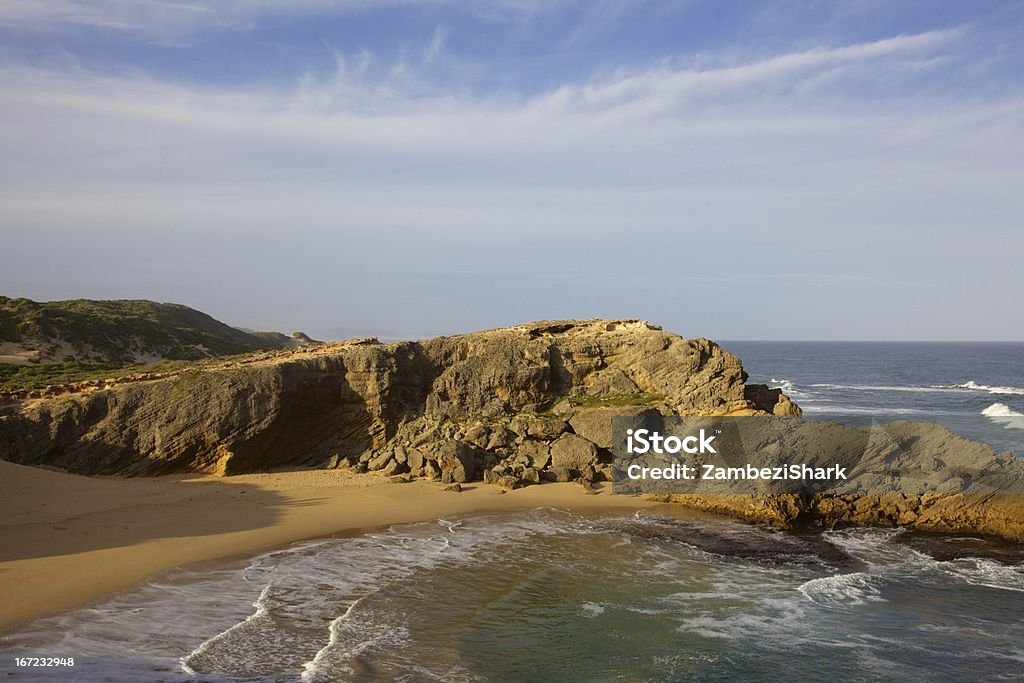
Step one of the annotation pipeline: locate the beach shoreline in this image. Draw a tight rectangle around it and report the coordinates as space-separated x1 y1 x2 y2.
0 460 659 630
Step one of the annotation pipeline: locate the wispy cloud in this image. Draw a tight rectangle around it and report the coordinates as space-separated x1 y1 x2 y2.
0 0 571 35
1 6 1022 339
2 29 1007 186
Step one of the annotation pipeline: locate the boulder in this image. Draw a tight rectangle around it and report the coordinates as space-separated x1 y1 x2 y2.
463 424 491 448
486 428 517 451
568 406 661 450
406 448 425 472
517 440 550 469
496 474 525 490
550 466 576 483
436 440 477 484
424 460 441 481
549 433 599 471
368 451 393 471
527 418 569 440
521 467 542 485
381 459 407 477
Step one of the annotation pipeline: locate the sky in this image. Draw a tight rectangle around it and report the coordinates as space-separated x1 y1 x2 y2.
1 1 1022 341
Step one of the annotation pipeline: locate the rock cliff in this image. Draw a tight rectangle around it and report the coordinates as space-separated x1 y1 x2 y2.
1 318 1021 541
0 319 791 478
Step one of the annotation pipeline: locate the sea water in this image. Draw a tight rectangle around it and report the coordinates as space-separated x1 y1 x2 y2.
2 342 1023 682
2 509 1023 681
723 341 1024 457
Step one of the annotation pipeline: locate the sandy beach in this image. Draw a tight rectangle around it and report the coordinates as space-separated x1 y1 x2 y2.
0 460 659 629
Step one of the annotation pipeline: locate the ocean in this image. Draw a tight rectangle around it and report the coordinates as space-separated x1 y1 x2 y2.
723 341 1024 458
2 342 1023 682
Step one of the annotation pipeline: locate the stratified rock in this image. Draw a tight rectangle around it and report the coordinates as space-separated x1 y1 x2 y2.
1 318 787 476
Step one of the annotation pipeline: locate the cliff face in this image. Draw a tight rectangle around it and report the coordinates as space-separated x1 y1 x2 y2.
0 319 794 477
2 318 1020 542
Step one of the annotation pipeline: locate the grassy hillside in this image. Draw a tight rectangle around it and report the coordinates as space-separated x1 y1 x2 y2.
0 297 319 388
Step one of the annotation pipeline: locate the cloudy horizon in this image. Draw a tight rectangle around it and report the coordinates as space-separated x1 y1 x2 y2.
1 1 1022 341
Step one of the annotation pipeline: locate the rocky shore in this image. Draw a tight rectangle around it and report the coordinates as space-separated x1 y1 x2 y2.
1 319 1021 540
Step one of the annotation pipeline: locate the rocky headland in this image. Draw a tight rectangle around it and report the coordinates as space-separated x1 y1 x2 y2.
1 318 1022 541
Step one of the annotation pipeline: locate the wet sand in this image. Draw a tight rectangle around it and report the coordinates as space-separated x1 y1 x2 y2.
0 460 658 628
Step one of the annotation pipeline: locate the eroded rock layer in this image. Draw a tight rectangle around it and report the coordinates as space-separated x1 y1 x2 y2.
0 319 791 478
2 318 1021 541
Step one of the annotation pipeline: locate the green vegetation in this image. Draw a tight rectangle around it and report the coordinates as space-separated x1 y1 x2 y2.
0 308 20 342
565 392 666 408
0 359 185 391
0 296 321 368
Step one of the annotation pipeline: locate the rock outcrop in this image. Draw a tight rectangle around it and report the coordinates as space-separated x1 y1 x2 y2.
0 319 792 479
651 420 1024 541
1 317 1021 541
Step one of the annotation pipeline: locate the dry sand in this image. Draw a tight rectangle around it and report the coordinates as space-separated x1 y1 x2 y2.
0 460 659 629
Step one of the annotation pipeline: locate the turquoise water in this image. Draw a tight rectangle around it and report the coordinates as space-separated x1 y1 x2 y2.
3 508 1023 682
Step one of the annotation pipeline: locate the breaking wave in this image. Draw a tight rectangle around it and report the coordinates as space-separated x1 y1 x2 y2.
982 403 1024 430
950 381 1024 396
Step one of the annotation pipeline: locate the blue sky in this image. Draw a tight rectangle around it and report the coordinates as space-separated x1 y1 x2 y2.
1 1 1022 340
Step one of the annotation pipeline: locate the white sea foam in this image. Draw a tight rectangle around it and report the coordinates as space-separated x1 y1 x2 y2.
797 572 884 607
769 378 800 395
952 381 1024 395
180 582 273 676
8 509 1024 681
801 404 927 415
301 595 370 682
811 383 962 393
982 402 1024 429
938 558 1024 593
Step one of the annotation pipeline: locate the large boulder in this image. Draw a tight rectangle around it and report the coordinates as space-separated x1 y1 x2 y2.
526 418 569 440
549 433 600 471
434 440 478 484
568 406 661 450
517 440 550 469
